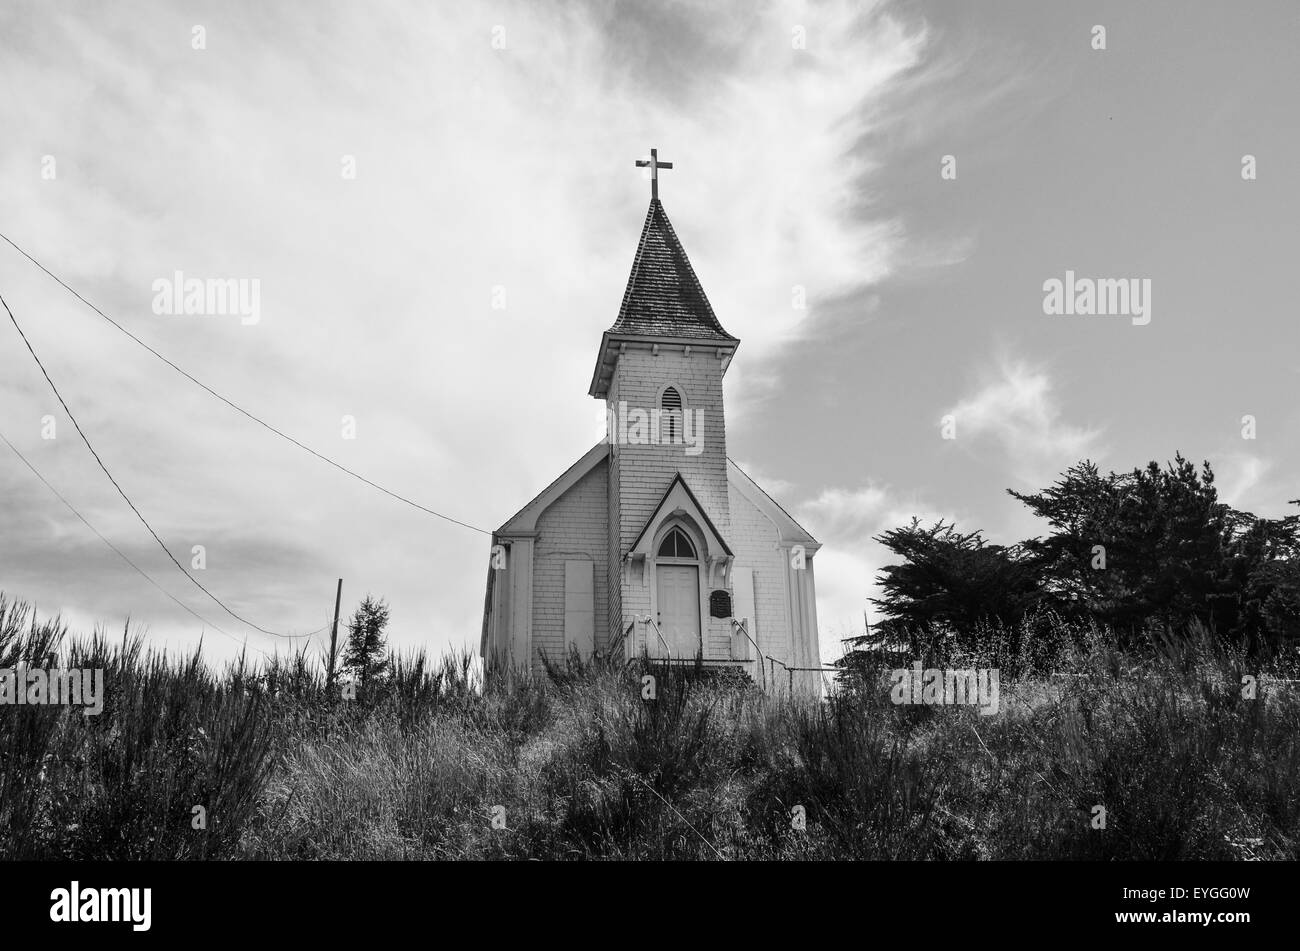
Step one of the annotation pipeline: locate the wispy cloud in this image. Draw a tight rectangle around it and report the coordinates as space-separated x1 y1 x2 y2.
944 359 1104 487
1217 452 1267 507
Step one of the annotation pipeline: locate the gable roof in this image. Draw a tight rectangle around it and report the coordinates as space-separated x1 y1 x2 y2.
726 458 821 550
495 442 609 536
609 199 738 341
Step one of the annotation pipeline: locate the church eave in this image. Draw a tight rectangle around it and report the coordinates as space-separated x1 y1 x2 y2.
495 441 610 535
587 330 740 399
726 458 820 549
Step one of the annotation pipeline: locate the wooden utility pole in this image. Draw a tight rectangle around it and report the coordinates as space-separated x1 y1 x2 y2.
326 578 342 689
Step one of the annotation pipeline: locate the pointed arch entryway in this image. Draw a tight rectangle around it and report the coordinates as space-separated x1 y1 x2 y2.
651 520 703 657
625 474 734 660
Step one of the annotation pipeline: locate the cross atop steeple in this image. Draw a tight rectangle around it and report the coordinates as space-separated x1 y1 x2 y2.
635 148 673 201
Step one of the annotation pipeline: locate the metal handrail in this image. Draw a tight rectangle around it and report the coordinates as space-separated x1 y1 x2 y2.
764 655 843 674
730 618 766 690
643 616 672 660
766 655 844 693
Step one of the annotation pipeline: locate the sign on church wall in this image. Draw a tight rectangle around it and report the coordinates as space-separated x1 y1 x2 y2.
709 589 732 619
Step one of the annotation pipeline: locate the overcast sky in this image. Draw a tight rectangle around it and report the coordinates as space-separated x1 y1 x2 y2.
2 0 1297 665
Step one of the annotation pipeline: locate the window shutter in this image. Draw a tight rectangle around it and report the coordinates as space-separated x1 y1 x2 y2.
661 387 683 442
564 560 595 657
731 567 756 661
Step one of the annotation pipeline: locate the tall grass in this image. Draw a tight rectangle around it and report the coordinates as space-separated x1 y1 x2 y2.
0 597 274 859
1 593 1296 860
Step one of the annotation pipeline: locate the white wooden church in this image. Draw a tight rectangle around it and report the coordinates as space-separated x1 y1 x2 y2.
480 151 822 691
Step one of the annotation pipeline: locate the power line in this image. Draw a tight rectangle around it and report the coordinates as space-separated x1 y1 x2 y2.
0 230 491 536
0 427 270 658
2 289 325 640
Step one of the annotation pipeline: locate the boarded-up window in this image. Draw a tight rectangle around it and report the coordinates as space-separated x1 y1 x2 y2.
730 566 756 661
564 560 595 657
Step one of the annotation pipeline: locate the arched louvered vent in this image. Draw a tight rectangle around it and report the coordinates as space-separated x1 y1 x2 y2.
657 526 697 559
661 386 683 442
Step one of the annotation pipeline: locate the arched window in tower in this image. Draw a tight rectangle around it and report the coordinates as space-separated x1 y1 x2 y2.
657 526 697 559
661 386 683 444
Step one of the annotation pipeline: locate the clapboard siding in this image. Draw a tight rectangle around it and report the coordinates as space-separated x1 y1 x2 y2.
531 458 609 669
727 480 792 671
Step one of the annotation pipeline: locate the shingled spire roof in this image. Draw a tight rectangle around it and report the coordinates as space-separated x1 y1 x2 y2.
608 199 737 341
588 198 740 398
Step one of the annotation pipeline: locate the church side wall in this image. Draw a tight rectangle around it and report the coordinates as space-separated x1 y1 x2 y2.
531 458 609 670
727 482 793 673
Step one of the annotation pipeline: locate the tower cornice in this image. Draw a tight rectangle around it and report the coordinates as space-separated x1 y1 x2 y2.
587 330 739 398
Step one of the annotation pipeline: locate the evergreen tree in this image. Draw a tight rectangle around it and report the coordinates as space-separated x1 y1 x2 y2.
342 595 390 697
839 455 1300 674
868 519 1048 652
1008 455 1230 643
1007 454 1300 649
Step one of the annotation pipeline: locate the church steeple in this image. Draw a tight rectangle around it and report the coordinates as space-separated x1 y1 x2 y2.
588 190 739 398
592 170 740 651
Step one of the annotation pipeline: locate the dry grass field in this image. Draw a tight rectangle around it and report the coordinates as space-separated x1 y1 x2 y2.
1 595 1296 860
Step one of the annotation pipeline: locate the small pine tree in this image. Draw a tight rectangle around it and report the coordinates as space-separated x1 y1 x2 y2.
342 595 390 697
